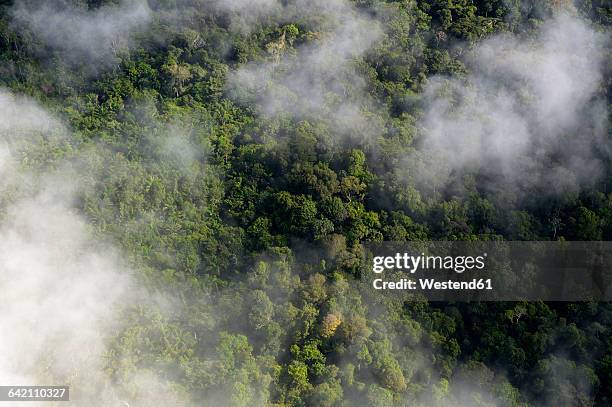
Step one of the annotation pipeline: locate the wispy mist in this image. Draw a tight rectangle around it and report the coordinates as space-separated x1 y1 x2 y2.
0 89 187 406
11 0 152 68
226 0 384 139
404 13 609 202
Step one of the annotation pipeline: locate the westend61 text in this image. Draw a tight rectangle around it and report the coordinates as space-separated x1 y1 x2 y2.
372 277 493 291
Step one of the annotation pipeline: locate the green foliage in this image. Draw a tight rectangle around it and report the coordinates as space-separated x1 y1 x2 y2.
2 1 611 406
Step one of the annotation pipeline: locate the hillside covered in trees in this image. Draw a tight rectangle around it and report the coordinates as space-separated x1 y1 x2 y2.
0 0 611 406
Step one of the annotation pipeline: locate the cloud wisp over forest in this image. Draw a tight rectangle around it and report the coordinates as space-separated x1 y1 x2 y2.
0 89 194 406
408 13 608 201
11 0 152 68
226 0 384 138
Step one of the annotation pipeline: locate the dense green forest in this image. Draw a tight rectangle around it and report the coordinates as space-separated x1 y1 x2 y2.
0 0 611 406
